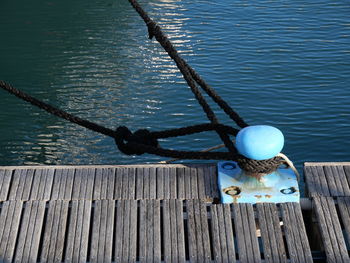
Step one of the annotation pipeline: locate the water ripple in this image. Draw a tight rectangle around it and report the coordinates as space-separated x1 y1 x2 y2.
0 0 349 170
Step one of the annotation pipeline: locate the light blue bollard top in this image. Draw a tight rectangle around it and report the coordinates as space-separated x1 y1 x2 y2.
235 125 284 160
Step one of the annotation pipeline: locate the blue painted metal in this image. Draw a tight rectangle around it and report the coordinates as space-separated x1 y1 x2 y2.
235 125 284 160
218 161 299 204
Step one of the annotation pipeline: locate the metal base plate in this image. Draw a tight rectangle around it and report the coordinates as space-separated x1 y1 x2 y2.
218 161 299 204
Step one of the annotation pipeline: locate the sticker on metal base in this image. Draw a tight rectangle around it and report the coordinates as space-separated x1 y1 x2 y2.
218 161 299 204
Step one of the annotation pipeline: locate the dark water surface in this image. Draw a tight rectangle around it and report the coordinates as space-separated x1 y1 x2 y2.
1 0 350 173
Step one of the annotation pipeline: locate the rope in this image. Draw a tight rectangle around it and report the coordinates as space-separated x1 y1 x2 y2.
0 0 288 175
127 0 245 157
0 81 238 161
126 0 285 173
277 153 300 181
162 143 300 181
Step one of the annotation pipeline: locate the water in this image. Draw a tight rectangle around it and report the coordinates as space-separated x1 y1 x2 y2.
1 0 350 174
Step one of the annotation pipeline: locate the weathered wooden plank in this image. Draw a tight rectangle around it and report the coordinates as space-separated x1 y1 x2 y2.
324 166 346 196
149 167 157 199
41 200 58 262
41 201 65 262
20 169 35 201
211 205 223 262
170 200 179 263
93 168 103 200
304 165 319 197
139 200 147 263
163 167 170 199
65 200 92 263
51 168 63 200
334 166 350 196
208 166 219 200
203 166 211 200
35 168 55 200
13 201 33 262
106 168 116 200
185 168 191 199
63 169 75 200
0 201 23 263
280 202 313 263
305 165 331 197
217 205 229 263
321 166 338 197
35 169 46 200
105 200 115 262
190 167 198 199
169 168 177 199
177 167 185 199
128 168 136 200
99 168 109 199
122 200 131 262
257 203 286 263
53 201 69 262
337 197 350 246
139 200 160 262
154 200 162 262
121 168 129 200
280 203 299 262
163 199 186 262
80 200 92 262
72 169 83 200
29 169 43 201
156 167 164 199
129 200 138 262
136 167 144 200
199 200 211 263
0 169 12 201
72 168 92 200
0 201 10 255
97 200 109 262
114 168 123 200
211 204 236 263
187 200 198 262
293 202 313 263
232 203 260 263
84 168 95 200
51 168 75 200
343 166 350 191
143 168 150 199
8 169 28 200
223 204 235 262
14 201 46 263
163 200 172 262
146 200 154 263
115 200 125 262
176 200 186 263
90 200 102 263
186 200 211 262
314 196 349 262
313 197 338 262
197 167 206 200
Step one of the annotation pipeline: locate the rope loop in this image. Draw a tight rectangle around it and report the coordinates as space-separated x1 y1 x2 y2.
237 156 285 175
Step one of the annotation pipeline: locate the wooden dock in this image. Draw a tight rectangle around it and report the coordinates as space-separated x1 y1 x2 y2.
0 163 349 262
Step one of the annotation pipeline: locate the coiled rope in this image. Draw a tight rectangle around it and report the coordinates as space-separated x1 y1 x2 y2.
0 0 287 175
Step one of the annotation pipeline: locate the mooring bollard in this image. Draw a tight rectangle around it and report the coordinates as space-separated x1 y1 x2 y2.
218 125 299 204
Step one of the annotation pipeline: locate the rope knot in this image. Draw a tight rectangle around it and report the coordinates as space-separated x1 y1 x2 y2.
114 126 159 155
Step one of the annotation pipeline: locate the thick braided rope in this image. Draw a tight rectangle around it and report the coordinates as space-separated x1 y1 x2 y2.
0 81 241 161
127 0 240 156
0 1 287 174
127 0 285 173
